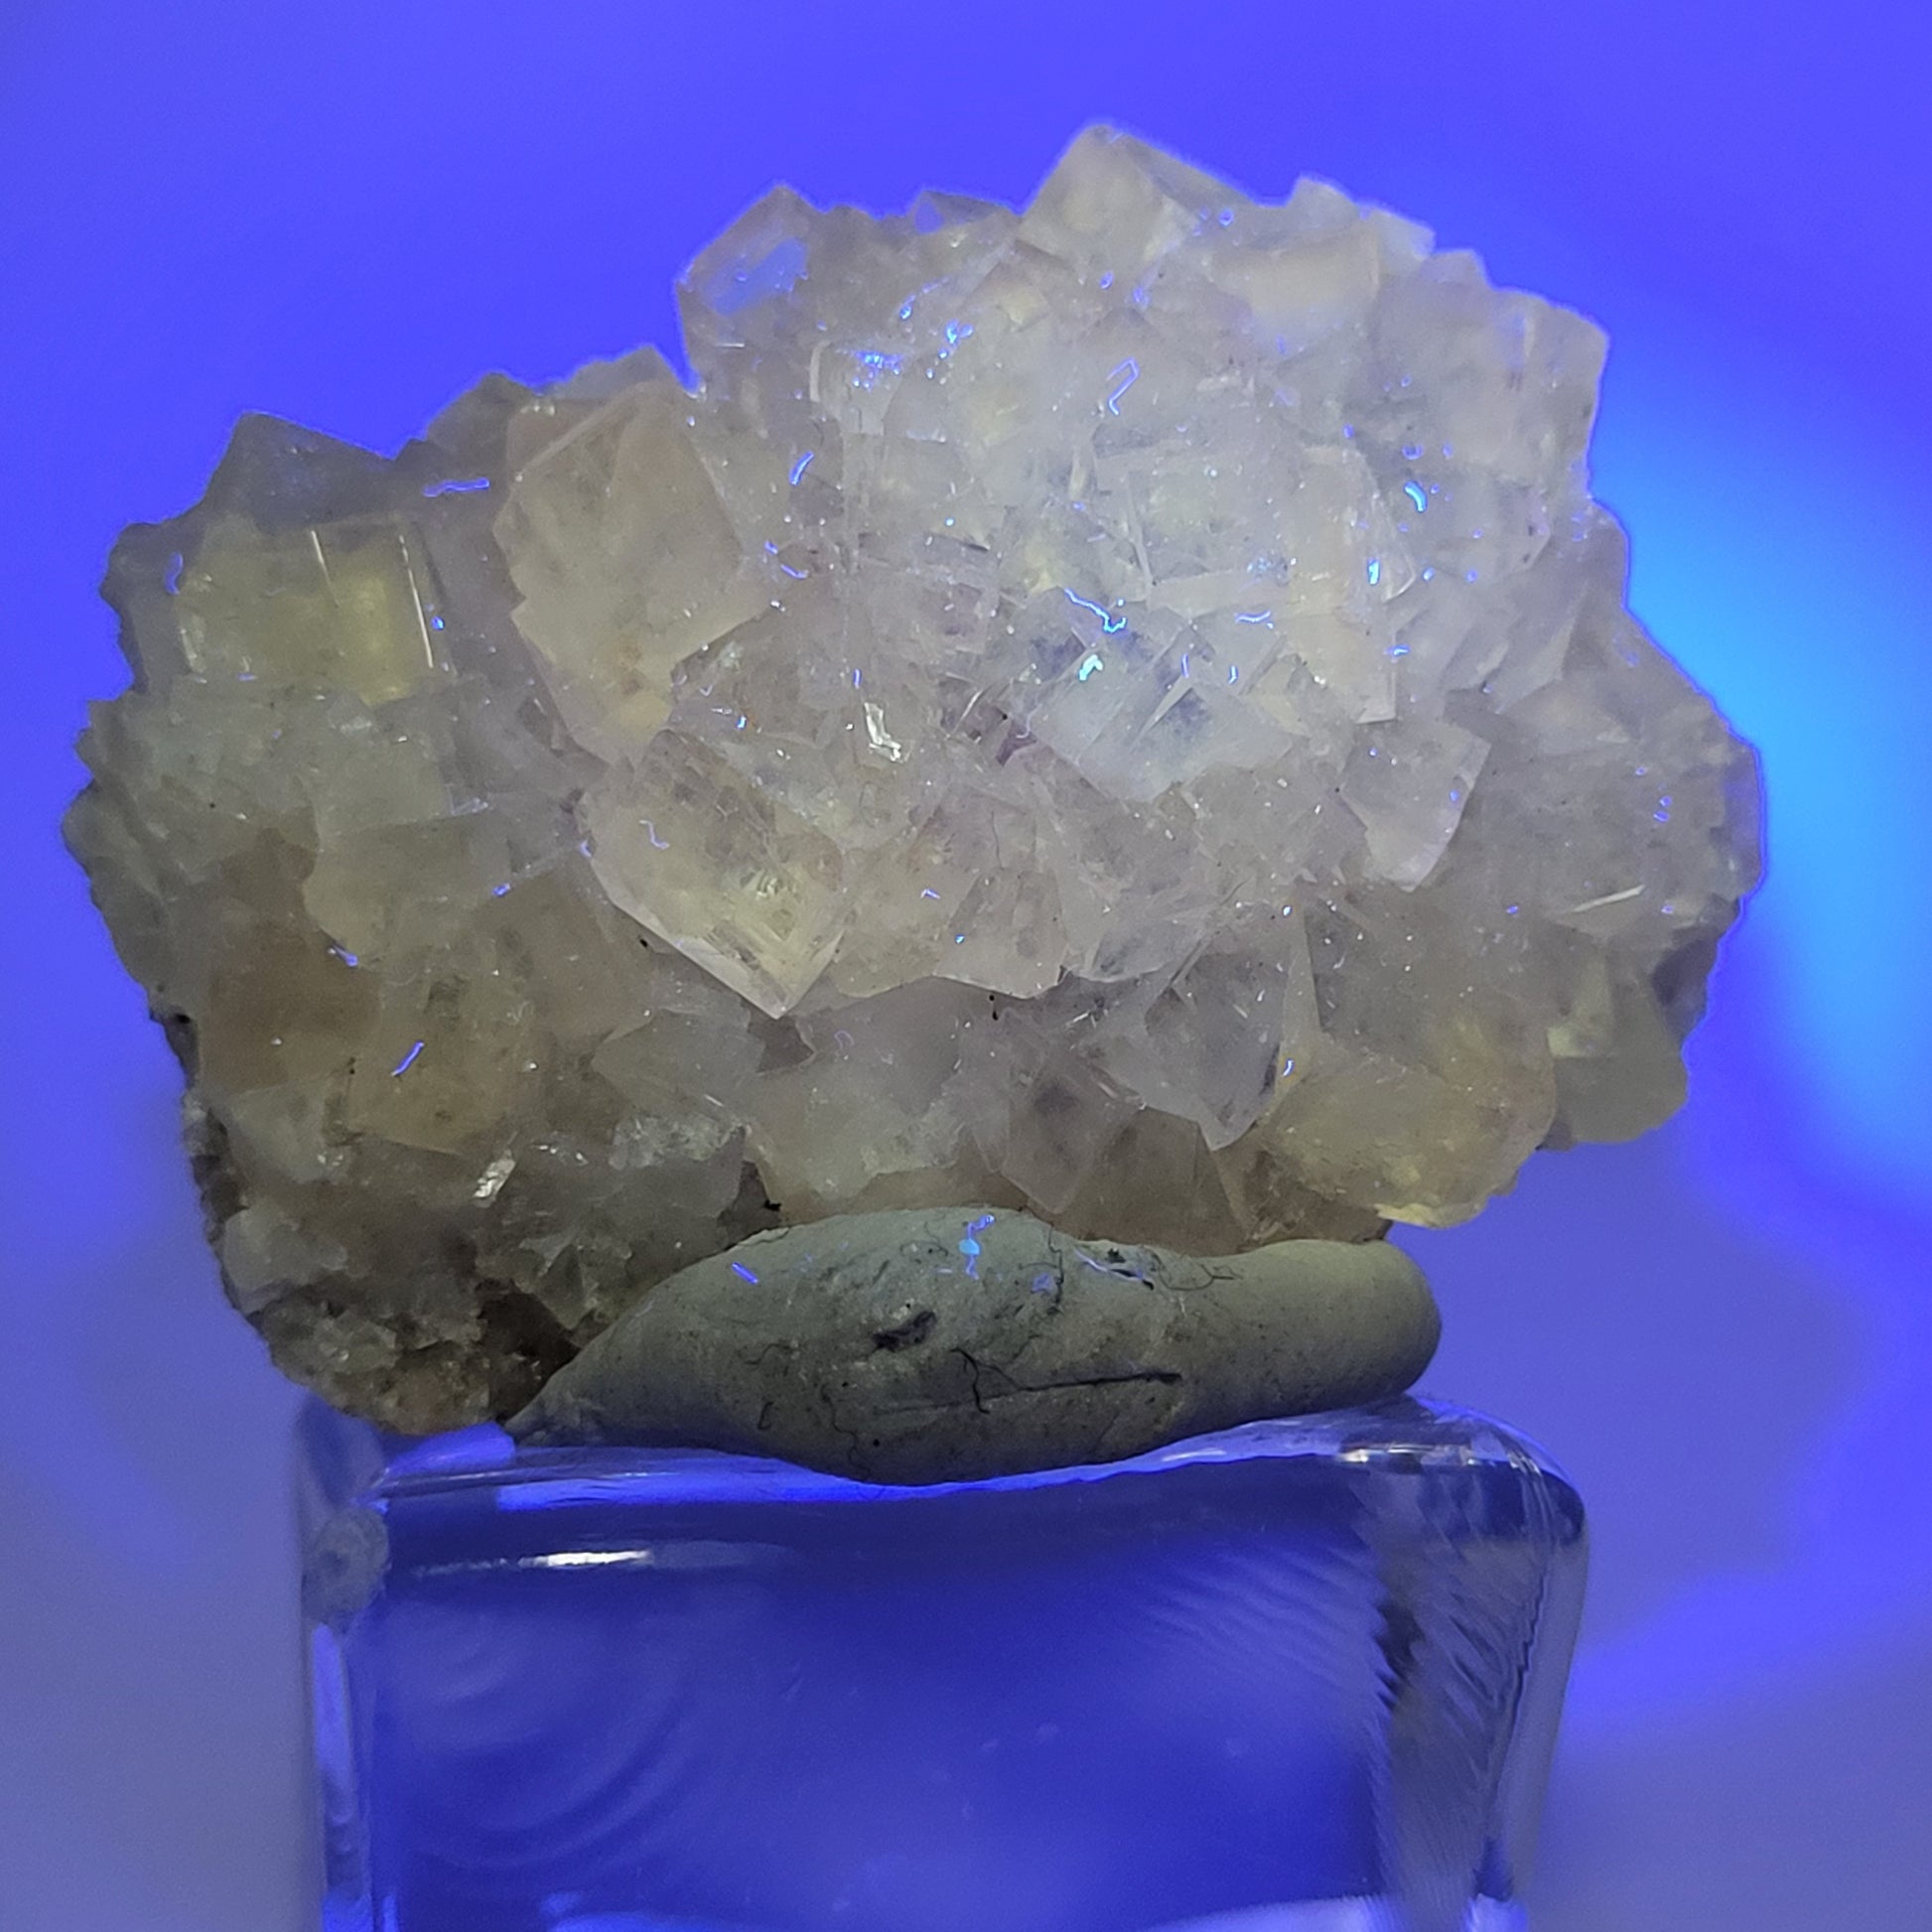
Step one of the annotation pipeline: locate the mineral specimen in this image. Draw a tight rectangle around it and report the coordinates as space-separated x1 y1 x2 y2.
69 126 1761 1434
511 1206 1440 1483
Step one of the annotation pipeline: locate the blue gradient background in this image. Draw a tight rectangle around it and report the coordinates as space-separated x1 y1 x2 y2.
2 3 1928 1926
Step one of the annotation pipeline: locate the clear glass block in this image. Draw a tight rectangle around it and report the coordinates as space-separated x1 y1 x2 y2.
297 1396 1586 1932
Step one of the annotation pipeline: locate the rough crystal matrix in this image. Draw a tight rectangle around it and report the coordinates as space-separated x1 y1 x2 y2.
69 128 1761 1432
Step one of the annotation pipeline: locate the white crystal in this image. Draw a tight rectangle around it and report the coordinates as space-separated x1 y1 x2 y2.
68 126 1760 1432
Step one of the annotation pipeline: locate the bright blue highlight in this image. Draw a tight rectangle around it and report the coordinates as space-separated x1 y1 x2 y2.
705 235 807 316
961 1212 995 1276
1063 588 1126 631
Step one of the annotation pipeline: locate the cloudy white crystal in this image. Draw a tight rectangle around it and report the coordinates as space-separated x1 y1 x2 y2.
69 127 1760 1432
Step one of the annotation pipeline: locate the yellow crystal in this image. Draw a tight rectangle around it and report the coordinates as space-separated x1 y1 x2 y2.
67 125 1761 1431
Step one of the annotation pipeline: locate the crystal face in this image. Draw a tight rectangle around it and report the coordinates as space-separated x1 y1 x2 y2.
301 1399 1586 1932
68 127 1761 1431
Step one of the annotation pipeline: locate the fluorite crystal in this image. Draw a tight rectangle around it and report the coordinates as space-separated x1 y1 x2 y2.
69 127 1761 1432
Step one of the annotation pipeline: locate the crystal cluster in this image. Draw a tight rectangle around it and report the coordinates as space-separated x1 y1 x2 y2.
69 128 1761 1431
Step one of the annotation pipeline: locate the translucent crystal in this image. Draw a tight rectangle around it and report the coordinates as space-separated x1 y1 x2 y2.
300 1398 1586 1932
68 126 1760 1430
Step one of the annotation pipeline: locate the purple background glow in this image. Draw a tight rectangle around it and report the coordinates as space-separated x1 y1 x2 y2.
2 3 1928 1925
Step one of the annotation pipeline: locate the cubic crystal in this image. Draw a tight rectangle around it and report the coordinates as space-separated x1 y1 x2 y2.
69 127 1761 1431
